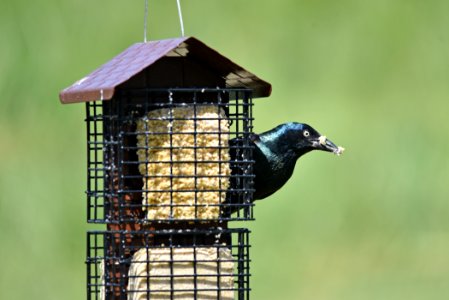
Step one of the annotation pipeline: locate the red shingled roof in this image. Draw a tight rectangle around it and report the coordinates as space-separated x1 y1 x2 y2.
59 37 271 104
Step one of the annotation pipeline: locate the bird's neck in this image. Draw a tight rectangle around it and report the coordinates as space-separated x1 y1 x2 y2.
257 135 302 172
259 132 310 161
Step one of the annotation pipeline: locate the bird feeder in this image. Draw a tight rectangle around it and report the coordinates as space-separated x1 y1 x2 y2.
60 37 271 299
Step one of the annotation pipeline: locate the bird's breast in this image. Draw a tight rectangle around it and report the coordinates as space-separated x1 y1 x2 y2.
252 147 297 197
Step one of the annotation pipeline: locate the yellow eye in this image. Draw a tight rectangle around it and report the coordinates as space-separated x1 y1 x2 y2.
303 130 310 137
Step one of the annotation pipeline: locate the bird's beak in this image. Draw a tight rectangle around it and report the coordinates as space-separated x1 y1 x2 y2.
313 135 345 155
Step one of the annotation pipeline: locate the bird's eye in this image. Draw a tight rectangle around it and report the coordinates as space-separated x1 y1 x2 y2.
303 130 310 137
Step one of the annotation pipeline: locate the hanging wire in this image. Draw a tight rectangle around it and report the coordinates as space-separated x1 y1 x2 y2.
144 0 185 41
144 0 149 42
176 0 185 37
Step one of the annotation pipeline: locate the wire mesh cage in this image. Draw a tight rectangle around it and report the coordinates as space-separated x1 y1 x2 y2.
87 228 250 300
86 88 255 224
60 37 272 300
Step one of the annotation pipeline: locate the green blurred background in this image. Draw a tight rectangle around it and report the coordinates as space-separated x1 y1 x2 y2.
1 0 448 299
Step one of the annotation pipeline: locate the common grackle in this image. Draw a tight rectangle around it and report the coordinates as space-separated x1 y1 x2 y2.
228 122 343 213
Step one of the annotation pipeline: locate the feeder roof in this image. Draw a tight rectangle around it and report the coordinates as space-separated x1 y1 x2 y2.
59 37 271 104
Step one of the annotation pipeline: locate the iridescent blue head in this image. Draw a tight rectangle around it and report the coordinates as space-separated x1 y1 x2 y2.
260 122 342 158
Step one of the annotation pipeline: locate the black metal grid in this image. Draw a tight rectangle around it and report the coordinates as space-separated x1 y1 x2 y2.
86 88 255 224
87 228 251 300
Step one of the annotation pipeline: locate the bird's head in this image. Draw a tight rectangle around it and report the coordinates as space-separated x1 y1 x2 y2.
280 122 344 156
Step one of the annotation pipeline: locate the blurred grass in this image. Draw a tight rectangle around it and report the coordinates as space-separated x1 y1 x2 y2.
1 0 448 299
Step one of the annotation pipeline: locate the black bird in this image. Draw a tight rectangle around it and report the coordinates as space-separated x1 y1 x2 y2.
227 122 343 213
249 122 343 200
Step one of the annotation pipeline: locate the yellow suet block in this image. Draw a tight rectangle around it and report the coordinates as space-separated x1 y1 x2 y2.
127 247 234 300
136 106 231 220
